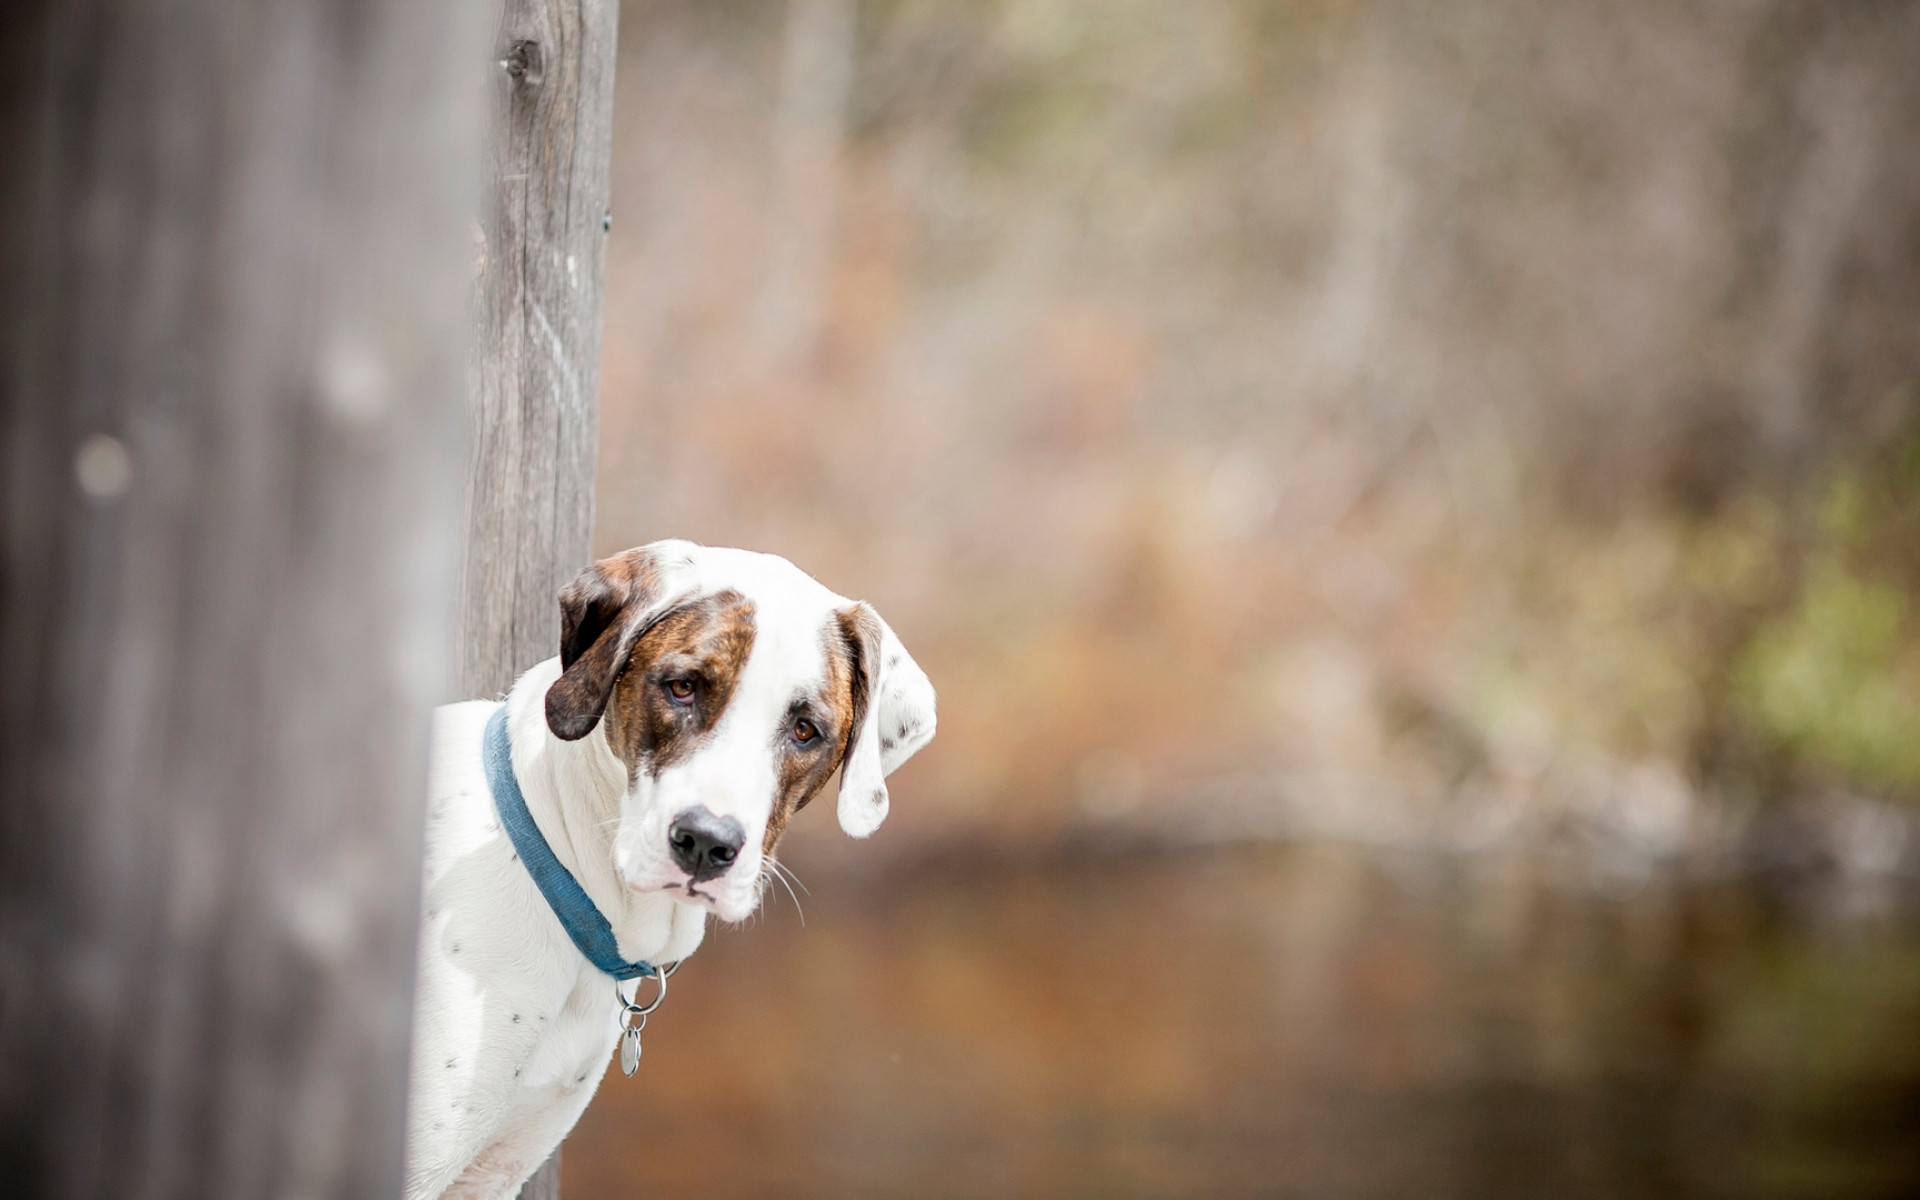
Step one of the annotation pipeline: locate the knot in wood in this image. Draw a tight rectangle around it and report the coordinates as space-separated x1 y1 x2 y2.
504 40 542 85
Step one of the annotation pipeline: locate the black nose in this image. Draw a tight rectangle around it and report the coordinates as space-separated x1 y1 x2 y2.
667 807 747 882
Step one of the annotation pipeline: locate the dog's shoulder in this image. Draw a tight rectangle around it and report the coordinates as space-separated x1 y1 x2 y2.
424 700 504 882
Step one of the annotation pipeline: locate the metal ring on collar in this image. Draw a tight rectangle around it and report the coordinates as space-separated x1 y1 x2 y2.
614 962 676 1017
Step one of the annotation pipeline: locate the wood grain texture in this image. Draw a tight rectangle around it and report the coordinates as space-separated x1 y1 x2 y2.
457 1 621 1196
0 1 488 1198
459 0 622 702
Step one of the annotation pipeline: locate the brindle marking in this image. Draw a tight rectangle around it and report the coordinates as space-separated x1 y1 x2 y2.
836 603 881 751
756 612 867 851
546 550 668 741
602 591 757 779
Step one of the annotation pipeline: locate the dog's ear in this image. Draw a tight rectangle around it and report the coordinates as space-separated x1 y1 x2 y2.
834 603 936 837
546 544 695 740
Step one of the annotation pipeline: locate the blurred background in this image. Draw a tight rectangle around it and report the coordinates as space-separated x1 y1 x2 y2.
571 1 1920 1195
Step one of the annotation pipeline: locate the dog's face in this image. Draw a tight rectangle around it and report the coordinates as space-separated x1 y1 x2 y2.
543 541 935 922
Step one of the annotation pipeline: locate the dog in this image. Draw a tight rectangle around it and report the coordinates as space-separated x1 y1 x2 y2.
404 540 936 1200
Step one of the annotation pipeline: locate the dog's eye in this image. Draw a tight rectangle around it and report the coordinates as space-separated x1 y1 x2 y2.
664 678 696 703
791 717 819 745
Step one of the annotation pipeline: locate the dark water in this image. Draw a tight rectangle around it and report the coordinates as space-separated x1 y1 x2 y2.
566 844 1920 1199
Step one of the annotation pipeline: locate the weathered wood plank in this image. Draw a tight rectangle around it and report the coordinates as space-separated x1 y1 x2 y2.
458 2 621 1196
459 0 622 702
0 1 489 1197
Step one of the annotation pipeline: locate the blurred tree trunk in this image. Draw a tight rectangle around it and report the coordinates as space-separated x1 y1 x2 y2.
461 1 621 1196
0 0 487 1198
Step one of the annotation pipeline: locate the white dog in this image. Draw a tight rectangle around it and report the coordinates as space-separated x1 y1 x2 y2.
404 541 936 1200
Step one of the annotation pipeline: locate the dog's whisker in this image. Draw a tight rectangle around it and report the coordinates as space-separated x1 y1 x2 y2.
762 857 805 925
769 857 809 907
772 857 811 896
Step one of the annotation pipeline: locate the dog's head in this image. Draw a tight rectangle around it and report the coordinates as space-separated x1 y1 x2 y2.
543 540 935 921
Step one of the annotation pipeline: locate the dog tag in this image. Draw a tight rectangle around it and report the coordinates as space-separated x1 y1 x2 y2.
620 1025 642 1076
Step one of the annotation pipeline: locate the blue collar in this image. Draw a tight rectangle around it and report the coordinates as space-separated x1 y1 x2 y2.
482 703 659 981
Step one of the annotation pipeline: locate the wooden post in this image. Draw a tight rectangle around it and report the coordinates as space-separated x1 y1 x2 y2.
458 0 622 703
0 0 487 1198
460 1 622 1196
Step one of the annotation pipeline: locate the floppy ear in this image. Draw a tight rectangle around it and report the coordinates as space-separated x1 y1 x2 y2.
545 544 695 740
834 603 937 837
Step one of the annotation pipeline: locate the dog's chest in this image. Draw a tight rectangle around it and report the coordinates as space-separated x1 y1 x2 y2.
431 973 617 1199
411 696 711 1200
421 739 624 1096
506 965 622 1093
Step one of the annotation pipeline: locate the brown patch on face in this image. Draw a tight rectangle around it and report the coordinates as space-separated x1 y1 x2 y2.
837 604 881 754
546 550 669 740
601 590 757 779
758 611 871 853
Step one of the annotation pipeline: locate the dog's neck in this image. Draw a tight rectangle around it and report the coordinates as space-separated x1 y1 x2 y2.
501 657 697 967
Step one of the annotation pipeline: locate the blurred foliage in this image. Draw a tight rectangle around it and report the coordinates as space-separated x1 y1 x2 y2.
1737 565 1920 792
1733 433 1920 798
597 0 1920 863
